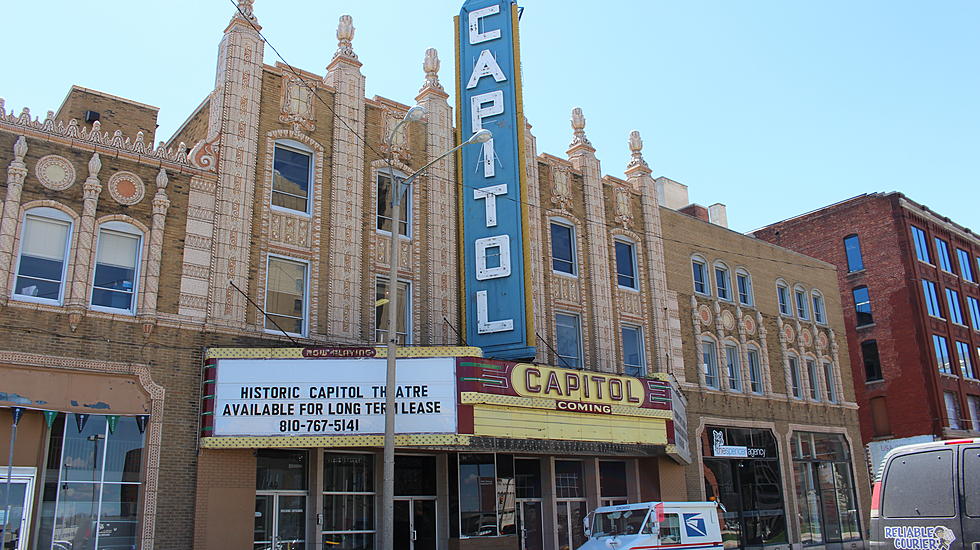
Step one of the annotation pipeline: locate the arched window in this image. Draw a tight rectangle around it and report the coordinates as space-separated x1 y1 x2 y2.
91 221 143 314
794 285 810 320
272 139 314 215
747 345 764 394
701 336 719 389
787 353 803 399
14 207 73 305
692 255 710 295
723 341 742 392
811 290 826 324
714 262 732 301
776 279 791 316
735 268 753 306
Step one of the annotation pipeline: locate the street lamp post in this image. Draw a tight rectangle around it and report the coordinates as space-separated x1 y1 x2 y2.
380 108 491 549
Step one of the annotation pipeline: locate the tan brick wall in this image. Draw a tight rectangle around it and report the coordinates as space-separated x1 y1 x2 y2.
56 86 159 143
194 449 257 550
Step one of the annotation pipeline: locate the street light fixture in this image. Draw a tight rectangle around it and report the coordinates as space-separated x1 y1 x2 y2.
380 108 491 549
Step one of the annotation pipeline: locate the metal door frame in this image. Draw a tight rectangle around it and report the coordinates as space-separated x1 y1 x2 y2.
255 491 308 550
393 496 437 550
515 498 543 550
0 467 35 550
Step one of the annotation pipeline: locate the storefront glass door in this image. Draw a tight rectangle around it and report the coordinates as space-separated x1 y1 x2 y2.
0 469 35 550
254 493 306 550
393 498 436 550
516 500 543 550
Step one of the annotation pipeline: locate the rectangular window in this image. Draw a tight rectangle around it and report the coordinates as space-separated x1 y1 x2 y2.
377 172 410 236
14 213 71 303
715 266 731 301
795 288 809 320
747 348 763 394
946 288 964 324
922 280 943 318
806 359 821 401
853 286 873 326
323 453 375 548
957 248 975 282
692 260 708 294
861 340 882 381
614 240 637 289
458 454 499 537
968 296 980 329
791 433 861 542
551 223 575 275
265 256 307 336
944 392 962 429
935 238 953 272
555 313 582 368
777 284 791 315
823 362 837 403
375 277 410 344
934 334 952 374
812 293 825 324
843 235 864 272
736 272 752 306
789 356 802 399
702 339 719 389
725 344 742 391
911 225 931 263
91 227 140 312
621 325 645 377
956 341 975 379
968 395 980 432
272 143 312 213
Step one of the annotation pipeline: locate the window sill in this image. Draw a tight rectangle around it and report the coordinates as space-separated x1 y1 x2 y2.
376 229 412 241
552 270 578 279
617 285 640 293
865 378 885 385
11 294 62 307
855 322 876 330
90 305 136 316
917 259 936 268
694 290 712 298
270 204 312 218
845 269 867 276
264 328 307 339
927 314 947 322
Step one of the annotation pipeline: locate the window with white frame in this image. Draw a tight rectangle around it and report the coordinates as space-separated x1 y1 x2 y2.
777 281 791 316
724 344 742 392
265 256 308 336
555 313 583 368
957 248 975 282
794 286 810 320
272 141 313 214
806 358 821 401
714 263 732 301
811 291 826 324
736 269 753 306
922 280 943 318
934 334 952 374
91 222 142 313
692 257 709 295
550 221 576 275
375 277 410 344
621 324 645 377
14 208 73 304
956 341 975 379
946 288 964 325
701 338 719 389
911 225 931 263
747 346 763 394
614 239 638 289
823 361 837 403
377 171 410 237
788 354 803 399
935 238 953 272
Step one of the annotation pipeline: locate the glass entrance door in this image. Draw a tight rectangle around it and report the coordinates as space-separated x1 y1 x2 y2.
516 500 543 550
0 469 35 550
393 498 436 550
254 493 306 550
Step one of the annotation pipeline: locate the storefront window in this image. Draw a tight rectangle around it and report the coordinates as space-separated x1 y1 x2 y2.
702 427 787 549
323 453 374 550
555 460 587 550
791 432 861 545
256 450 308 550
36 414 145 550
456 453 515 537
599 461 628 506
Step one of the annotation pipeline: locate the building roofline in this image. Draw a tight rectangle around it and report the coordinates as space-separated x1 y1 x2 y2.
57 85 160 114
747 193 871 234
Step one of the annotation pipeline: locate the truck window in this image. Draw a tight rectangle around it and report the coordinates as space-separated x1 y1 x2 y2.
965 447 979 518
659 514 681 544
881 449 954 518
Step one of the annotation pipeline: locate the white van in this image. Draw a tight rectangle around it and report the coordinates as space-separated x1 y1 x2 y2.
578 501 724 550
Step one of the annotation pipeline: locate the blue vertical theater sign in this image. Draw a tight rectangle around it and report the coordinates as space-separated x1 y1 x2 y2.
456 0 536 360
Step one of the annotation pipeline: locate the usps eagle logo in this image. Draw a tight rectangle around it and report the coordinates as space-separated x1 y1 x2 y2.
683 513 707 537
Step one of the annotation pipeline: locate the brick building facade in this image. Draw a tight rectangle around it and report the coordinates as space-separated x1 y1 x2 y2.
0 2 868 550
753 193 980 470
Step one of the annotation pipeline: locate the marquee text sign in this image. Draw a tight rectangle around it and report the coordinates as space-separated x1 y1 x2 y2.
457 0 535 360
205 357 457 437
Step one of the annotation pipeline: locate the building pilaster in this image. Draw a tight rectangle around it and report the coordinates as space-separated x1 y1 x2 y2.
139 168 171 333
0 136 28 303
66 153 103 327
567 108 615 372
523 119 547 363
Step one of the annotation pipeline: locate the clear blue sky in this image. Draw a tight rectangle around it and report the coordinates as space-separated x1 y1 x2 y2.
5 1 977 233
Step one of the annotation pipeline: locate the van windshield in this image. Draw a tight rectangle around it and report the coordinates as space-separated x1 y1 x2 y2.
591 508 651 537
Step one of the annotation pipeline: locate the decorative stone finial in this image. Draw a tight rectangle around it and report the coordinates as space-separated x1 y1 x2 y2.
0 98 5 118
156 168 169 190
569 107 592 148
422 48 443 91
627 130 649 170
234 0 257 23
13 136 27 162
88 152 102 178
335 15 357 59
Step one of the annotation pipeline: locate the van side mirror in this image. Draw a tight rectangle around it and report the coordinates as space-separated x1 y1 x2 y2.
583 514 591 537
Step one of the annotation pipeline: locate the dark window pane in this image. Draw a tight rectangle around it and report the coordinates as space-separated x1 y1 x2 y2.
394 455 436 496
551 223 574 274
861 340 882 381
615 241 636 288
103 417 144 483
515 458 541 499
599 461 628 498
964 447 980 517
555 460 584 498
459 454 497 537
853 286 873 326
256 449 308 491
324 453 373 493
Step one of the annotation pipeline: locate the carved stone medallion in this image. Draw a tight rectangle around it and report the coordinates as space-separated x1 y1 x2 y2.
742 315 756 335
783 324 795 342
801 329 813 348
35 155 76 190
817 332 829 349
721 310 736 331
698 304 712 326
108 171 146 205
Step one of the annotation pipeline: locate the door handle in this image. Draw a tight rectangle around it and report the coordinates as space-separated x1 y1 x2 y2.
412 529 417 541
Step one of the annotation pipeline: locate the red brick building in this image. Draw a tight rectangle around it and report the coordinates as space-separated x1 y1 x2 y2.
753 193 980 470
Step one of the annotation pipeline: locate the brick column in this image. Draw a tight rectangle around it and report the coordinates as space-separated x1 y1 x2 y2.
0 136 28 303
